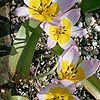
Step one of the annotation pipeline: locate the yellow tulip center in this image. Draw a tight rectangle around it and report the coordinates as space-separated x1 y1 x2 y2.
28 0 59 21
45 87 74 100
58 60 86 82
49 18 72 44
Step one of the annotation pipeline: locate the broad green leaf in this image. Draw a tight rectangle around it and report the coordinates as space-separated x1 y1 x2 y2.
82 74 100 100
6 96 29 100
9 20 32 72
52 45 64 56
9 20 42 76
80 0 100 13
16 24 42 75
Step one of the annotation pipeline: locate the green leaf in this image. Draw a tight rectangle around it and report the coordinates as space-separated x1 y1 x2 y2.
9 20 42 76
6 96 29 100
52 44 64 56
82 74 100 100
80 0 100 13
16 24 42 75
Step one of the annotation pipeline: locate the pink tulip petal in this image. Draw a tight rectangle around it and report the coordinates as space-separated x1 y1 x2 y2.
62 46 79 65
57 45 79 74
57 46 79 73
57 56 63 73
73 95 80 100
37 84 61 100
37 82 76 100
37 84 61 94
49 17 63 28
56 0 75 13
59 80 76 93
71 46 80 64
15 7 28 17
37 83 67 100
37 94 45 100
63 9 80 25
51 79 59 84
40 22 50 35
59 38 76 50
62 45 78 63
47 37 57 49
29 16 41 22
78 59 100 78
71 26 88 37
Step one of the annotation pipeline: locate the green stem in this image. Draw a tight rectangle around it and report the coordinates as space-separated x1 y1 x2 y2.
31 63 58 79
82 74 100 100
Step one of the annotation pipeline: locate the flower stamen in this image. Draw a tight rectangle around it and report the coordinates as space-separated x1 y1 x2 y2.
58 60 86 82
28 0 59 21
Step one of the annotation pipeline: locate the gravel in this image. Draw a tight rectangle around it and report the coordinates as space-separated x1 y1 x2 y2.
0 0 100 100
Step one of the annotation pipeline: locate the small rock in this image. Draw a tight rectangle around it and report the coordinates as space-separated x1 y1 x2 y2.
94 55 97 59
84 34 89 38
81 38 87 46
86 55 91 59
85 13 96 26
98 40 100 45
95 13 99 18
75 0 82 3
92 40 97 47
87 27 92 33
93 49 99 55
78 22 83 28
1 89 5 93
94 24 100 32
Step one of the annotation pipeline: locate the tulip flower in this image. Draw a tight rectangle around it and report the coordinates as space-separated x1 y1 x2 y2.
40 8 87 49
15 0 76 26
37 80 80 100
57 46 100 82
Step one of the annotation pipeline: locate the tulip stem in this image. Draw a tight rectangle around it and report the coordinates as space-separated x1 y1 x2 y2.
82 74 100 100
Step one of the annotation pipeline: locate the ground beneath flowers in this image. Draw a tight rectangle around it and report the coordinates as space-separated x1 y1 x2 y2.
0 0 100 100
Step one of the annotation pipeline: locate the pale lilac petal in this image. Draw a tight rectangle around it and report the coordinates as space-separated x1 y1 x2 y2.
37 82 76 100
59 80 76 93
62 45 78 63
40 84 60 93
47 37 57 49
51 79 59 84
57 45 79 73
78 59 100 78
71 26 88 37
40 22 50 35
56 0 75 13
37 94 45 100
63 9 80 25
57 56 63 73
56 11 63 17
15 7 28 17
37 84 61 94
71 46 80 64
59 38 76 50
49 17 63 28
23 0 29 6
60 80 74 87
73 95 80 100
62 45 79 65
29 17 41 22
37 84 62 100
75 82 82 87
